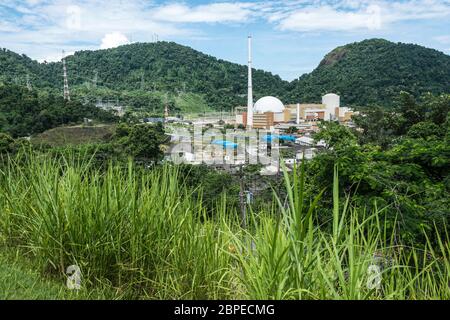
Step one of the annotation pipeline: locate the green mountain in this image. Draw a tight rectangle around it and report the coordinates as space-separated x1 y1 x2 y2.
0 49 50 87
0 42 289 111
289 39 450 107
1 39 449 110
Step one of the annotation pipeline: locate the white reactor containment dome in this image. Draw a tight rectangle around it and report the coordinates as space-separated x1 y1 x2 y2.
254 96 285 113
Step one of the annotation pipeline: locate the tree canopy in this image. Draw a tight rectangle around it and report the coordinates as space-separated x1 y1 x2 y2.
288 39 450 107
309 93 450 243
2 39 449 111
0 84 117 137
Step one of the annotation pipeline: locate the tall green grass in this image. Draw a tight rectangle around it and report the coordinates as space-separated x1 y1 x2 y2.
0 152 449 299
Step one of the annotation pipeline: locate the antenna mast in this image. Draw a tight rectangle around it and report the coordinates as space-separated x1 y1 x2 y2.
247 35 253 129
62 50 71 101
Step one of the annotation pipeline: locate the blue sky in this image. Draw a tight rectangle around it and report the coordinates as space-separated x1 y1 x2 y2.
0 0 449 80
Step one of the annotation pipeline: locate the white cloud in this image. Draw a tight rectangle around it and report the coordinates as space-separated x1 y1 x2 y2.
434 35 450 44
100 32 130 49
277 5 382 32
0 20 21 32
0 0 192 61
38 51 74 63
151 3 255 23
271 0 450 32
385 0 450 21
0 0 449 63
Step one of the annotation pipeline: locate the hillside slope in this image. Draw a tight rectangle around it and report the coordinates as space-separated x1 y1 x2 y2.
289 39 450 106
0 42 289 110
1 39 449 109
0 48 52 88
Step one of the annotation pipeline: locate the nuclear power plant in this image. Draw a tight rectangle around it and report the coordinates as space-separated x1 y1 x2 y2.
168 36 358 169
235 36 357 131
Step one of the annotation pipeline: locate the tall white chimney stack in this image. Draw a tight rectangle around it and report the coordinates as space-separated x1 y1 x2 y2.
247 35 253 129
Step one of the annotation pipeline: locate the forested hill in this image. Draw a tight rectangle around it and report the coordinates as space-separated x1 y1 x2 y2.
1 39 449 109
288 39 450 107
0 49 54 88
0 42 289 110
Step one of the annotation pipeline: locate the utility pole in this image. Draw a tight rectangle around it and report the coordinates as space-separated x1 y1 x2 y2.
164 104 169 119
62 50 70 101
238 166 247 229
164 93 169 119
247 35 253 130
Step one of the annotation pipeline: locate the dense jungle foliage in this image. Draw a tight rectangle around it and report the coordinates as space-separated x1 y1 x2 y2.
0 84 117 137
288 39 450 107
1 91 448 247
1 39 449 110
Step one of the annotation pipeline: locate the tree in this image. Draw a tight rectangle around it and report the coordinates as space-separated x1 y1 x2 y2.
0 84 118 137
0 133 14 154
396 91 425 133
0 133 30 155
177 164 239 213
407 122 443 139
114 123 167 162
423 93 450 125
313 121 357 149
352 106 401 148
286 126 298 134
307 106 450 243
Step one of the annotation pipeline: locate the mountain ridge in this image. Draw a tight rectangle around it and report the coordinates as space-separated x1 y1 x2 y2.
1 38 449 109
288 38 450 106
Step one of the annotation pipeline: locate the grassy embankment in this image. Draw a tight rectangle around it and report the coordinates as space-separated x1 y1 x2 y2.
0 249 121 299
31 125 116 147
0 151 449 299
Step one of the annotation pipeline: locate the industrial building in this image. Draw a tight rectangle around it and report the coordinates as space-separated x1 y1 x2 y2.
167 36 355 173
235 92 357 130
235 37 357 131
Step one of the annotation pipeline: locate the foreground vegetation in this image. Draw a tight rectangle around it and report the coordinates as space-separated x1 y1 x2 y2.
0 151 449 299
0 84 448 299
0 249 121 299
0 84 117 137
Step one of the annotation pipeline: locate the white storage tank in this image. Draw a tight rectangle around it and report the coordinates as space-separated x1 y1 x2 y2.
322 93 340 121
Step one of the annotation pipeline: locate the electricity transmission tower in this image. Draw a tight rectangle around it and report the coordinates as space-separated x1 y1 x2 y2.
62 50 71 101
